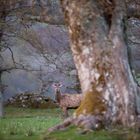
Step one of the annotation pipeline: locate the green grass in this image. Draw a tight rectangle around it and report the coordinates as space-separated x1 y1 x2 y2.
0 107 61 140
0 106 140 140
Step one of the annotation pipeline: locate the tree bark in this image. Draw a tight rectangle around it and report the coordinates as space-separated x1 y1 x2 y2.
0 73 4 118
0 91 4 117
60 0 139 128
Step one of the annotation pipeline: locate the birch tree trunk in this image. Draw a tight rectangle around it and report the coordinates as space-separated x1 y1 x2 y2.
60 0 139 127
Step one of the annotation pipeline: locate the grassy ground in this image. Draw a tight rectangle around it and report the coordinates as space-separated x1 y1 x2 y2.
0 107 61 140
0 106 140 140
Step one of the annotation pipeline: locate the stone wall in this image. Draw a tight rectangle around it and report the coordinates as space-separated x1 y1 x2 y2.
0 0 80 101
0 0 140 101
1 23 80 101
127 17 140 83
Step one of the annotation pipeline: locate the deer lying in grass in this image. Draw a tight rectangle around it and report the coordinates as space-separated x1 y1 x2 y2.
52 83 82 117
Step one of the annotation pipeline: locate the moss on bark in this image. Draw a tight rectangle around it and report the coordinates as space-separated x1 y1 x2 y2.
75 89 106 116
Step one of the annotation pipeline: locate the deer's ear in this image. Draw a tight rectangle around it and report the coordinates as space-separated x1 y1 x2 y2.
58 83 62 87
52 83 57 87
52 82 62 87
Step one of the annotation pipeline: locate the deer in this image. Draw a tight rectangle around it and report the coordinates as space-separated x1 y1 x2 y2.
52 82 82 118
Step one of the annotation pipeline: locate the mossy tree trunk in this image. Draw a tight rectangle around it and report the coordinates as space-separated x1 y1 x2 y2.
60 0 139 127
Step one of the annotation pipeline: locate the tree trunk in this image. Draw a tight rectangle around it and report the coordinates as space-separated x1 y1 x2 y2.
0 91 4 117
60 0 139 128
0 73 4 118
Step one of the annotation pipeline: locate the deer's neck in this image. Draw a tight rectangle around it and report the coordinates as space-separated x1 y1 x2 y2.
55 90 61 103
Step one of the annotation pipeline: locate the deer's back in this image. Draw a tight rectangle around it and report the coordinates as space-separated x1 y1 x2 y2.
59 94 82 108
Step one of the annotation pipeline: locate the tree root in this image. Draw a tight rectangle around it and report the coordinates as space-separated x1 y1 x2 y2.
48 117 74 132
48 114 104 133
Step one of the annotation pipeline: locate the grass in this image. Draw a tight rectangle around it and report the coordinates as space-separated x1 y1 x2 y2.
0 106 61 140
0 106 140 140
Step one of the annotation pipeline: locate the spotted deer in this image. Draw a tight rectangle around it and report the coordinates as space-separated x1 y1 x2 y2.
52 83 82 117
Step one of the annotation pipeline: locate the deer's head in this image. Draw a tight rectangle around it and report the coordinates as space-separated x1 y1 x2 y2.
52 83 62 93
